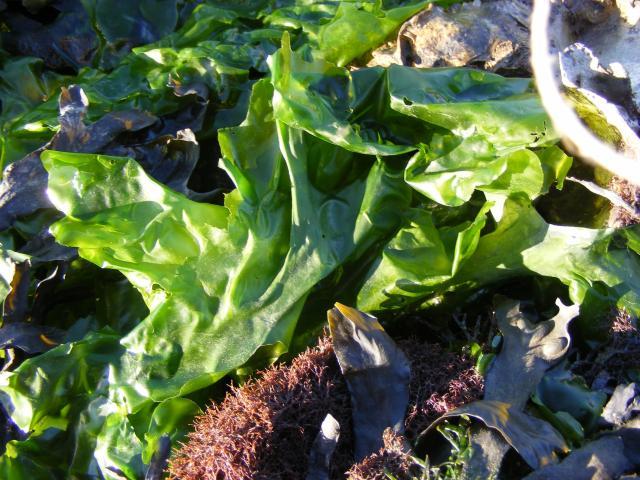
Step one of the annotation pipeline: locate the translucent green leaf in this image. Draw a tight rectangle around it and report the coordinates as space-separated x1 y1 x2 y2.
388 65 556 148
360 195 640 313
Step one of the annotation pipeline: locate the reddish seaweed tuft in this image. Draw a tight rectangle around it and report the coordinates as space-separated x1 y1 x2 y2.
168 336 484 480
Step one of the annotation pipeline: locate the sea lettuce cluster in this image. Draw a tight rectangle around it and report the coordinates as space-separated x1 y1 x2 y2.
0 1 638 478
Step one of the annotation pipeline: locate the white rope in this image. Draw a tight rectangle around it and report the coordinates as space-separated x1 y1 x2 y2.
530 0 640 186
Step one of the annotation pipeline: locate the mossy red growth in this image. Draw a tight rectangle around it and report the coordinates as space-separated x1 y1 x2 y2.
573 309 640 388
168 337 353 480
346 429 413 480
168 336 484 480
604 310 640 382
399 339 484 440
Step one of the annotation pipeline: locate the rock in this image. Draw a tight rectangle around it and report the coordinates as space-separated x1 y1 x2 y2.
531 0 640 184
368 0 532 73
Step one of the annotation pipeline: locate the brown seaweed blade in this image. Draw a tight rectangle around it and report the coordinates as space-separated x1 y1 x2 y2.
424 400 567 470
519 385 640 480
524 418 640 480
328 303 410 462
460 297 577 477
0 85 156 232
0 82 209 233
485 297 579 409
418 298 578 478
